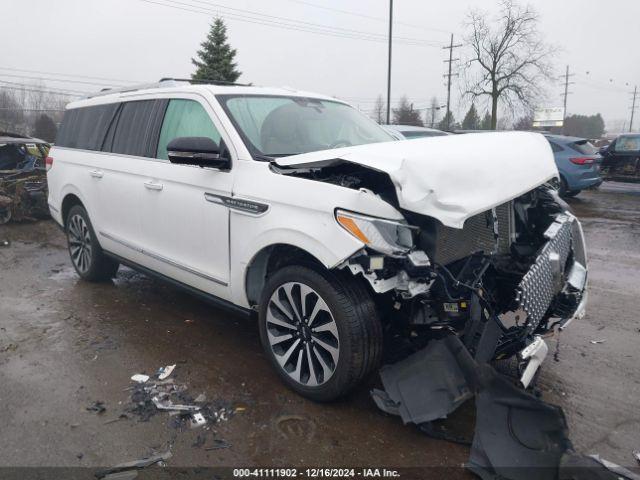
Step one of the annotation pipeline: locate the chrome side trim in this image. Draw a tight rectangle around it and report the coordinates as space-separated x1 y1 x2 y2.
99 231 228 286
204 193 269 215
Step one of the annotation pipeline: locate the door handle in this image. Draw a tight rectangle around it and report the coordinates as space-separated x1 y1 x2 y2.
144 181 163 191
89 169 104 179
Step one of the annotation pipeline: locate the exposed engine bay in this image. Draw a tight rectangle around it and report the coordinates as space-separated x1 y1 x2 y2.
276 158 587 380
345 184 587 370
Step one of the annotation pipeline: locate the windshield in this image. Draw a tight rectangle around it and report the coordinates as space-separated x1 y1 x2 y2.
217 95 393 158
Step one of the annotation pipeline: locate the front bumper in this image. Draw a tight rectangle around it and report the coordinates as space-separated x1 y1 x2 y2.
516 212 588 334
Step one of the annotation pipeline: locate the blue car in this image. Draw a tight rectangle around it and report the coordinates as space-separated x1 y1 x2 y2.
544 134 603 197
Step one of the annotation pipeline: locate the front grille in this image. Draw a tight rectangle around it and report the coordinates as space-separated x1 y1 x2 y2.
516 214 574 331
432 201 514 265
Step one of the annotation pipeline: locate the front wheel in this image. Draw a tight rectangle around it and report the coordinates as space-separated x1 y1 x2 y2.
66 205 119 281
258 265 382 402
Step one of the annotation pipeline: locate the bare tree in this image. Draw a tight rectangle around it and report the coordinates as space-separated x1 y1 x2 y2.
373 94 385 124
463 0 554 129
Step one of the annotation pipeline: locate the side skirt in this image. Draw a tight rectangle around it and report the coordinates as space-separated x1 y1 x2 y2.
104 251 253 319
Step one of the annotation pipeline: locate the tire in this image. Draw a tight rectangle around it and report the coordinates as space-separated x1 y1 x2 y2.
258 265 382 402
558 176 569 197
66 205 119 282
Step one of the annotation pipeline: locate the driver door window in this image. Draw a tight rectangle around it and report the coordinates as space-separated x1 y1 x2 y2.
157 99 222 160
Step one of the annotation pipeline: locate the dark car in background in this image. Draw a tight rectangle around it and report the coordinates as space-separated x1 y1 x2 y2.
544 134 603 197
0 134 50 224
382 124 449 140
599 133 640 182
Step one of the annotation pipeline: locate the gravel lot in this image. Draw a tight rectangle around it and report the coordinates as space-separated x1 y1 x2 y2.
1 182 639 474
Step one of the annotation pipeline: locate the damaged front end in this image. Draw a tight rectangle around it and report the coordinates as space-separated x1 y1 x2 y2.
339 184 587 389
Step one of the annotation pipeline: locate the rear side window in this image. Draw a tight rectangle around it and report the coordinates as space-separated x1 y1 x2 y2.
569 140 597 155
548 141 563 153
109 100 167 157
615 135 640 152
156 99 221 160
55 104 119 150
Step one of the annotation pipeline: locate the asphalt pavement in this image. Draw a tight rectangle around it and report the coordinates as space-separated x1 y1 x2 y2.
0 182 639 474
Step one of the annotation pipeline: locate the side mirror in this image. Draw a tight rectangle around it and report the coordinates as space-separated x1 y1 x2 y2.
166 137 230 169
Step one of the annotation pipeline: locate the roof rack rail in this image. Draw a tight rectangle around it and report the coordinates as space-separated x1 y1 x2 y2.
159 77 252 87
85 79 180 99
84 77 252 99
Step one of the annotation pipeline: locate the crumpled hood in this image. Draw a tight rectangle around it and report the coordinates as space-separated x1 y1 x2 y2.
275 131 558 228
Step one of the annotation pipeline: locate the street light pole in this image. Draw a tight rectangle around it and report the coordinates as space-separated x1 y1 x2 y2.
386 0 393 125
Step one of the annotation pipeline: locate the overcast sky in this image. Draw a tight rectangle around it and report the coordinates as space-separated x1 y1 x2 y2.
3 0 639 130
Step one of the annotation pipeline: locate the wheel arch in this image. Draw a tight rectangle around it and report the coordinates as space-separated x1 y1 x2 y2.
244 243 328 308
61 192 85 227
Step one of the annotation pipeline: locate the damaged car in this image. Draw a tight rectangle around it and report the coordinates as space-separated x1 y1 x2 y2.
47 80 588 402
0 134 50 224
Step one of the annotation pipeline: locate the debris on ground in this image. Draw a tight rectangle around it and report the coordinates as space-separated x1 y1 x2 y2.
585 454 640 480
156 364 176 380
130 374 149 383
125 364 233 434
371 339 471 425
634 450 640 464
86 401 106 414
95 449 172 479
590 339 606 344
191 433 207 448
190 412 207 429
205 439 232 451
1 343 18 352
372 335 637 480
0 239 9 247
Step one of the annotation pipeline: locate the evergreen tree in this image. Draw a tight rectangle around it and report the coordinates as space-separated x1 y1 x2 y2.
392 96 423 126
192 18 241 83
437 111 456 131
480 111 492 130
33 114 57 142
461 104 480 130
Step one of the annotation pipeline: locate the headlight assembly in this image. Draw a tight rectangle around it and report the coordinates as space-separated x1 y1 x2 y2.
335 209 415 256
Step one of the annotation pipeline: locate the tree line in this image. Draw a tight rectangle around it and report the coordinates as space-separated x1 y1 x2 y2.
0 3 608 142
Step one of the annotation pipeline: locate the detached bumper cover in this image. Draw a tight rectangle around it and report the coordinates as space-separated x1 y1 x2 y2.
516 213 588 333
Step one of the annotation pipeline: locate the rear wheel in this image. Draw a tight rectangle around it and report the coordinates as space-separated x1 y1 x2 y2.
258 265 382 402
66 205 119 281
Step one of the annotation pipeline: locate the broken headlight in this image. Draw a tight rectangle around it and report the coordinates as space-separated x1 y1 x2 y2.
336 209 415 256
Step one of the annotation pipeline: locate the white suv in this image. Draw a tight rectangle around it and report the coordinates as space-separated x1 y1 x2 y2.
47 80 588 401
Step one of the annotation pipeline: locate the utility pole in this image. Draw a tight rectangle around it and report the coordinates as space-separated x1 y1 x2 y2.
425 104 446 128
442 34 462 130
386 0 393 125
561 65 574 134
630 85 638 132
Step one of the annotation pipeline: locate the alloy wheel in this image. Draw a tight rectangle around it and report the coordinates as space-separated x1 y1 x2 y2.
266 282 339 387
68 214 92 274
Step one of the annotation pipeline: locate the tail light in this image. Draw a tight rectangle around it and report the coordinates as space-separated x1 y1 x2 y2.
45 156 53 171
569 157 595 165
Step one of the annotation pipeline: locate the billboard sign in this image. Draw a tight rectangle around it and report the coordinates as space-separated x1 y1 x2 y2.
533 107 565 128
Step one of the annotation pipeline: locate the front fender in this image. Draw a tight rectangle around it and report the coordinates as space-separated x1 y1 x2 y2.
230 218 363 308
